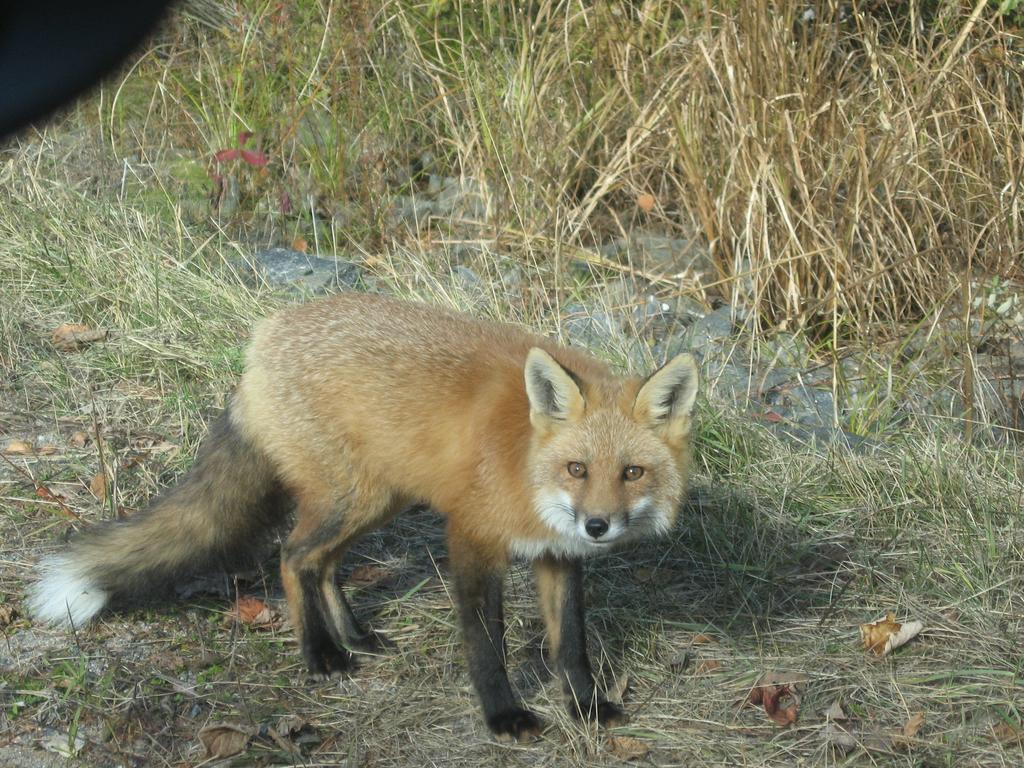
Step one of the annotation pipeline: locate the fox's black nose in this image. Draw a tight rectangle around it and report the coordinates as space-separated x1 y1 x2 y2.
584 517 609 539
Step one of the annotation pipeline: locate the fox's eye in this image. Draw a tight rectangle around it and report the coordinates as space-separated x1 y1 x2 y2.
623 465 644 481
567 461 587 479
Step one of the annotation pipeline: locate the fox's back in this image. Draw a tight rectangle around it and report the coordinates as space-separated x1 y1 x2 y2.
232 293 614 508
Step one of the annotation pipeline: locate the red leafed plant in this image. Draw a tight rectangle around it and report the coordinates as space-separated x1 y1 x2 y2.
214 130 268 167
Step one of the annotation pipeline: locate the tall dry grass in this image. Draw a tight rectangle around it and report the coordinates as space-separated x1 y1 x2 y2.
124 0 1022 337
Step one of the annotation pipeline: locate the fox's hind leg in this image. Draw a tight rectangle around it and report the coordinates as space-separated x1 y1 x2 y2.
280 483 396 679
318 495 409 654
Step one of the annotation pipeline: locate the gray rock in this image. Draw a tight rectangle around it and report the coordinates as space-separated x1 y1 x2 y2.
499 265 523 294
240 248 362 295
389 194 435 226
433 176 487 220
766 332 811 368
705 361 754 403
759 367 797 392
688 305 735 347
562 302 624 349
598 232 712 275
769 422 879 454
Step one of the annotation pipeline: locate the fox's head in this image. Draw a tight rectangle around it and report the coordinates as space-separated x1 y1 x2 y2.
525 347 699 554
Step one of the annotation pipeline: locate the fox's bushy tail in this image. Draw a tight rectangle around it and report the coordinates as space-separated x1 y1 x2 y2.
28 408 290 627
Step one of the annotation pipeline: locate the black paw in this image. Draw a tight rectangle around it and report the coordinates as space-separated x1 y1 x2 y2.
487 708 543 742
304 642 353 680
572 698 628 727
345 630 394 655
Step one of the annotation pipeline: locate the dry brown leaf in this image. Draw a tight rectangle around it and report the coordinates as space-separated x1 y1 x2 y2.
291 237 308 253
199 723 252 759
68 431 90 448
235 595 267 622
691 633 715 645
993 721 1024 745
231 595 281 628
902 712 925 739
0 603 18 628
824 700 848 721
607 735 650 761
860 613 923 656
349 563 390 587
89 471 108 500
52 323 107 351
609 673 630 704
4 440 33 455
37 444 59 455
275 715 307 739
748 671 808 727
35 486 66 503
824 720 860 752
636 193 656 213
695 659 722 674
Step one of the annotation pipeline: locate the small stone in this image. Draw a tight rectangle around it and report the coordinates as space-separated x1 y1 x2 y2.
562 303 624 349
239 249 362 296
688 305 735 347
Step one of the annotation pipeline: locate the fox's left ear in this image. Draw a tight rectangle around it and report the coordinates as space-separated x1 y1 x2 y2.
634 353 699 443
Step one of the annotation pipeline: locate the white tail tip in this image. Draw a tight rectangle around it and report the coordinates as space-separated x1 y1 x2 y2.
27 556 109 627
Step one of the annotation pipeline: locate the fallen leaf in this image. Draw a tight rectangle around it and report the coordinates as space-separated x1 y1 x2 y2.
823 720 860 752
89 471 108 500
0 603 18 627
993 721 1024 745
607 735 650 761
748 671 809 727
234 595 267 623
35 486 66 503
230 595 281 628
349 563 390 587
824 700 848 721
68 431 90 448
199 723 252 759
902 712 925 739
41 731 86 757
695 659 722 674
860 613 923 656
609 674 630 704
52 323 107 351
37 444 59 455
275 715 307 739
691 633 715 645
291 237 308 253
636 192 656 213
4 440 33 455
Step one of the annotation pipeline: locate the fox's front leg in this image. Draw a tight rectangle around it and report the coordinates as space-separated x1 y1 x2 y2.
534 556 626 726
448 534 541 742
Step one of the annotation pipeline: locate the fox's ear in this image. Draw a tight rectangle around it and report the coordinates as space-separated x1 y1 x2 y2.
634 353 699 442
524 347 585 430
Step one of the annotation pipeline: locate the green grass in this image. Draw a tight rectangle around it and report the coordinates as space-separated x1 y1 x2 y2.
1 0 1023 765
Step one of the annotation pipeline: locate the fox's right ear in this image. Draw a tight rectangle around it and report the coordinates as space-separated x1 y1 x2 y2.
524 348 585 430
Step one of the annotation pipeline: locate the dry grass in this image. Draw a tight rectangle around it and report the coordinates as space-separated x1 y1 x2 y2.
2 1 1023 766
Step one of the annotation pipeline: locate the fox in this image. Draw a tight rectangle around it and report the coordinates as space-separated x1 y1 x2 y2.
27 292 699 741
